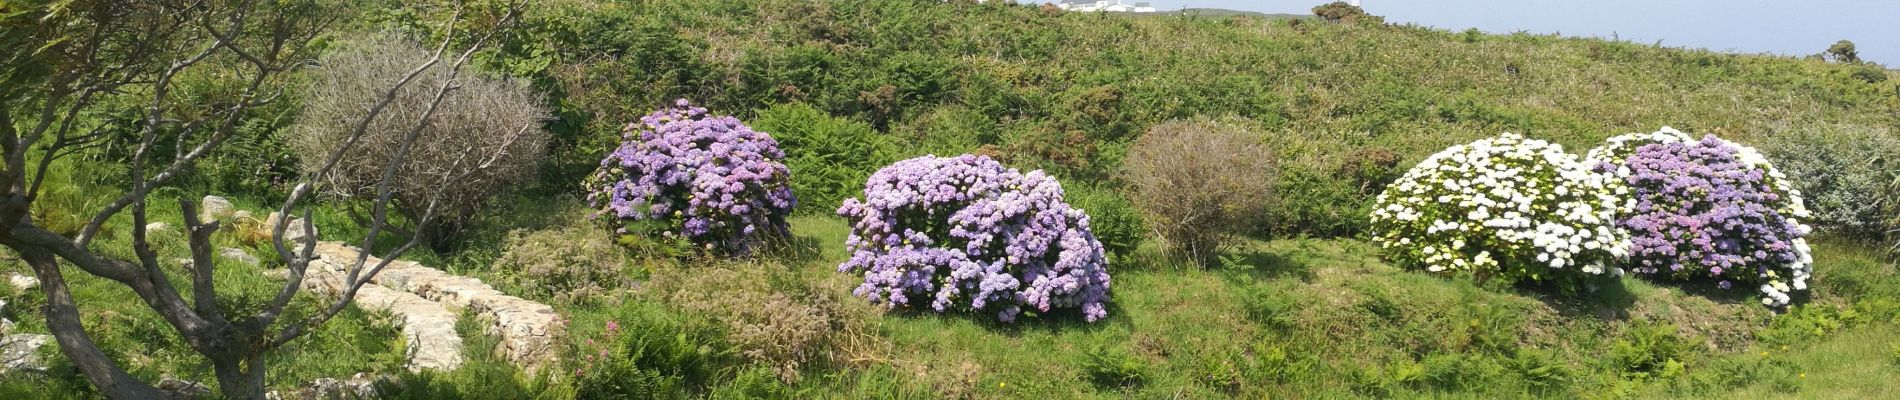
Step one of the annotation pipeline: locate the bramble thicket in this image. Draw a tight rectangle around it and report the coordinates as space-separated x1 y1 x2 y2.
5 0 1900 399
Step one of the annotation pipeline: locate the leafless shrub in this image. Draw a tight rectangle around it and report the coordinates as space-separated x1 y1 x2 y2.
293 33 550 243
1123 119 1277 266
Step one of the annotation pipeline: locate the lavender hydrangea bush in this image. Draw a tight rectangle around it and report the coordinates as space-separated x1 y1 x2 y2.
584 99 796 255
1369 133 1629 286
836 154 1113 322
1592 132 1814 307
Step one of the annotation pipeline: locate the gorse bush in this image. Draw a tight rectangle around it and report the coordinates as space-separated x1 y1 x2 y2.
750 103 896 214
837 154 1113 322
1758 124 1900 239
294 33 552 245
1123 119 1275 265
1589 129 1814 307
585 99 796 255
1370 133 1629 285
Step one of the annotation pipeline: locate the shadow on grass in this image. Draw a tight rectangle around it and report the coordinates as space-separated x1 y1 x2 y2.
870 295 1134 338
1524 278 1639 320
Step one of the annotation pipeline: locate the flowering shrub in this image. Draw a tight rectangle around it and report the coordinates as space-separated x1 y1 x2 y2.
836 154 1112 322
585 99 796 255
1590 131 1814 307
1369 133 1629 285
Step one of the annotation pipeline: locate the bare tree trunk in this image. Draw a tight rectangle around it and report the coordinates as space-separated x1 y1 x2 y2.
211 351 268 400
10 243 165 399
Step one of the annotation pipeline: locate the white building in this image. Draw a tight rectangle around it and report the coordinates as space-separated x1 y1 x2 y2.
1056 0 1157 13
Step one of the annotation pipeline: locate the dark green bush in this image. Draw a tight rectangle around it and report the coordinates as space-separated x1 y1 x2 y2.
1063 184 1147 262
751 103 898 214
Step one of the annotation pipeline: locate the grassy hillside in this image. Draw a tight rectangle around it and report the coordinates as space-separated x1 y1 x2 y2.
5 0 1900 398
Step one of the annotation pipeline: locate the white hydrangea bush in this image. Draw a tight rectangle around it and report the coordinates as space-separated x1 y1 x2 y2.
1370 133 1630 285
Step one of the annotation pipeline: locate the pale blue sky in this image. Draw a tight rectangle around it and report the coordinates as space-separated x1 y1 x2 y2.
1146 0 1898 65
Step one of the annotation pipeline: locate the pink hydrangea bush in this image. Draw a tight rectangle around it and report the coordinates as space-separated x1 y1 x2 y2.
585 99 796 255
836 154 1112 322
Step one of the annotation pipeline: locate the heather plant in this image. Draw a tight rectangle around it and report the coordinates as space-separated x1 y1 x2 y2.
1594 134 1814 307
1369 133 1629 285
836 154 1113 322
585 99 796 255
1123 119 1276 265
492 223 633 306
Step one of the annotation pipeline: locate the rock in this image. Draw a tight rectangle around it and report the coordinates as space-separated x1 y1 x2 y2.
266 212 284 230
145 221 171 232
283 218 317 244
301 373 381 399
234 210 254 222
1 299 12 334
220 248 261 267
303 256 463 371
200 196 235 224
1 333 51 372
6 274 36 291
311 242 561 369
157 377 213 399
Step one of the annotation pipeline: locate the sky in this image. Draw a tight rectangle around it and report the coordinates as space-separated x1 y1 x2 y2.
1143 0 1899 66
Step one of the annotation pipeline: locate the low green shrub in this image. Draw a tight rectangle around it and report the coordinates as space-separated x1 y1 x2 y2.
1608 321 1694 379
1063 184 1147 262
1081 342 1148 388
569 304 735 400
492 223 634 306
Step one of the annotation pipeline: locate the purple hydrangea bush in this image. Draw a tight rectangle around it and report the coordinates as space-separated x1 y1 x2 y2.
1600 135 1813 307
584 99 796 255
836 154 1113 322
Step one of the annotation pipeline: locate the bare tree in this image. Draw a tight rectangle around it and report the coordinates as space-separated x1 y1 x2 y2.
292 33 551 247
0 1 525 399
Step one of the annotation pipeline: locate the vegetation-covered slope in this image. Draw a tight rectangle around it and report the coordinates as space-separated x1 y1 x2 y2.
5 0 1899 398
